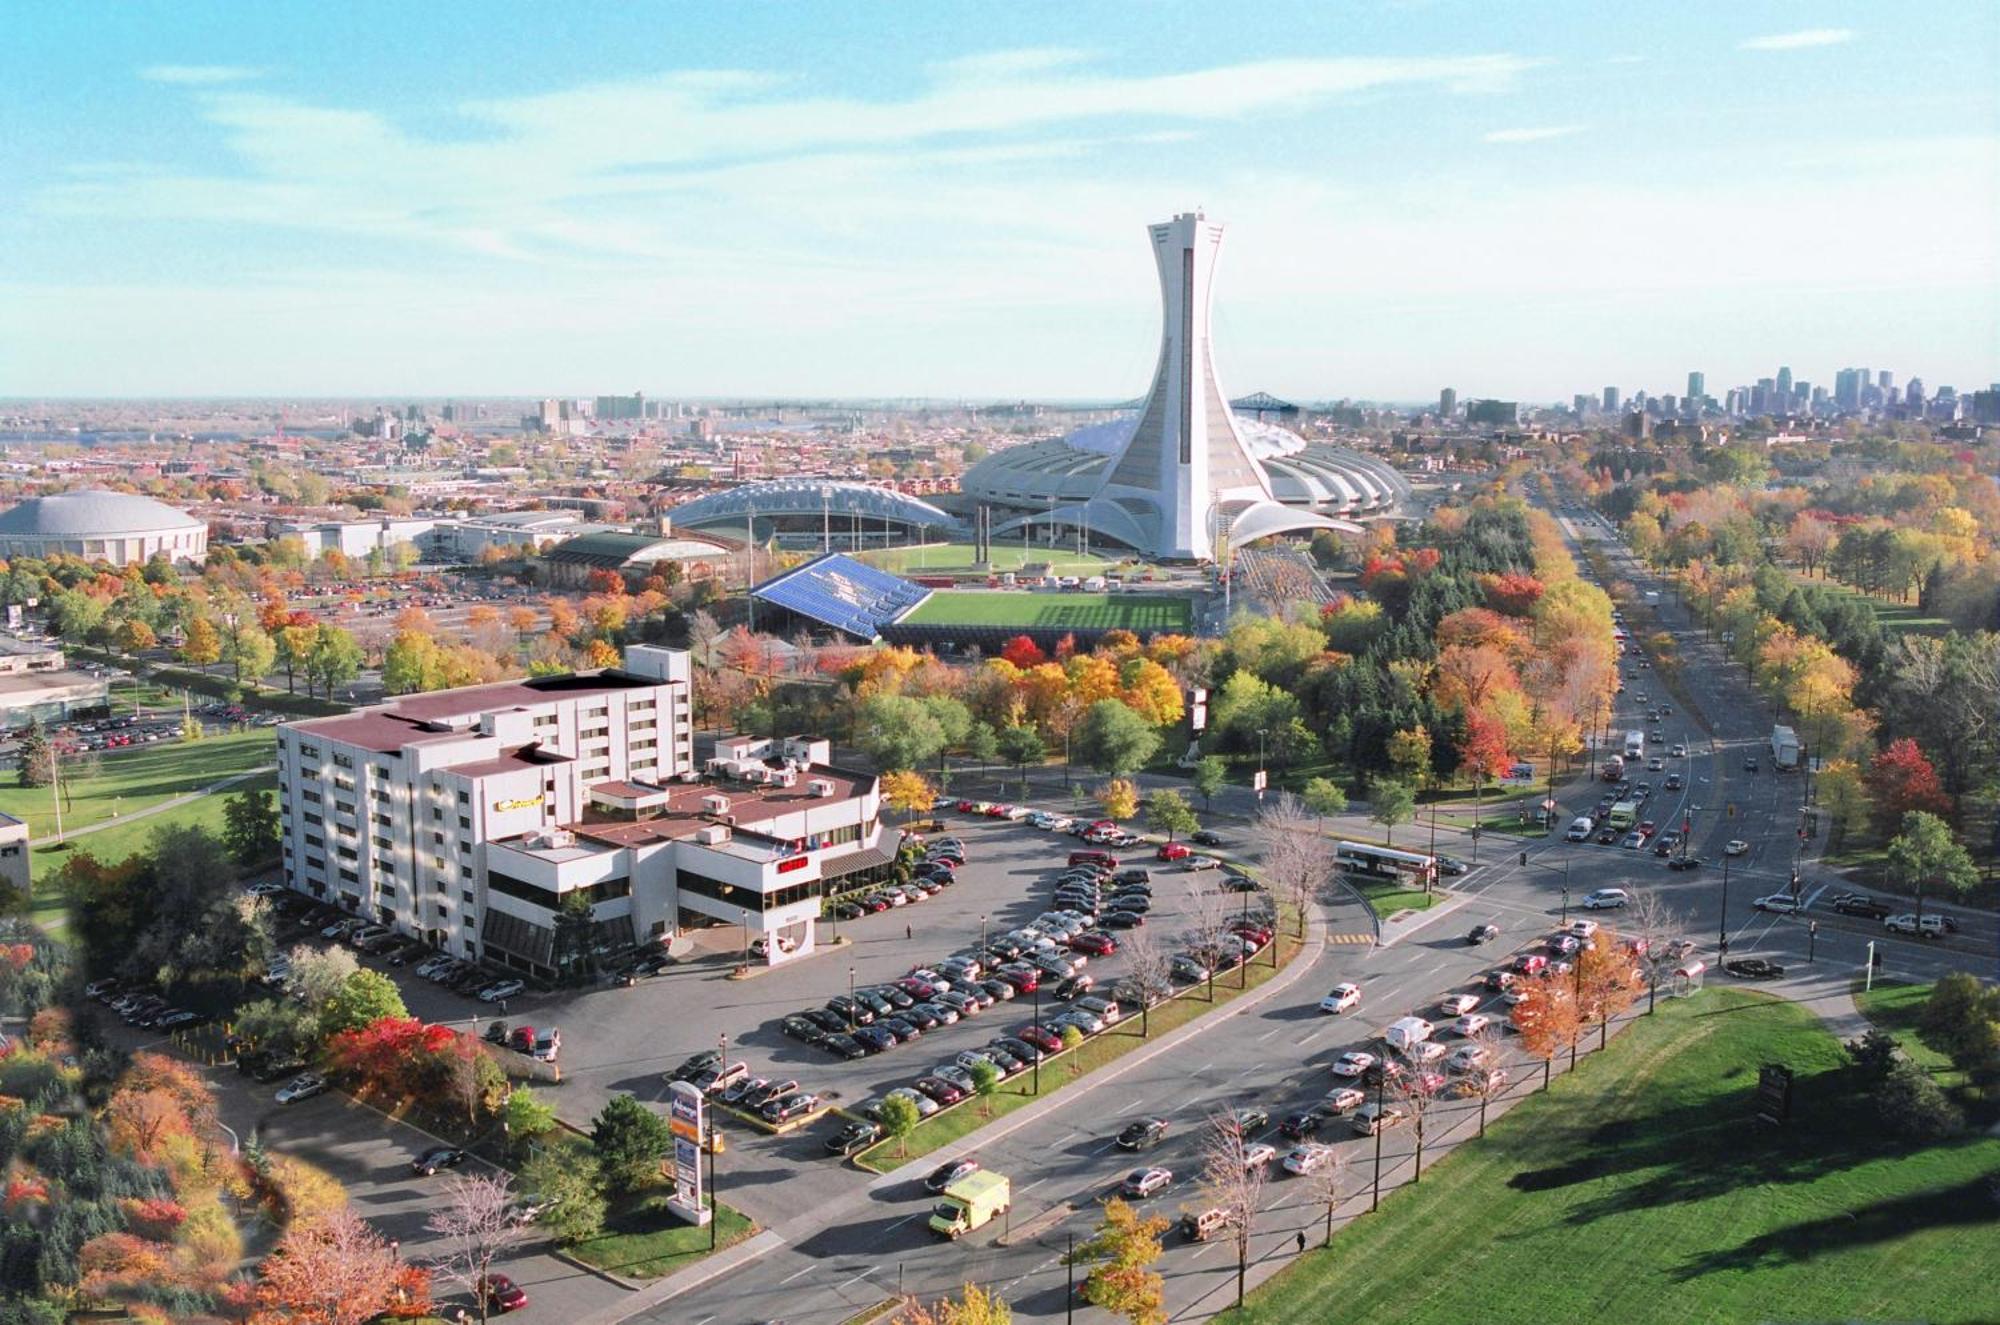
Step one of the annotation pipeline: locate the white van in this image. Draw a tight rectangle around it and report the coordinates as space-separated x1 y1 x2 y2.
1384 1016 1434 1052
1565 816 1595 842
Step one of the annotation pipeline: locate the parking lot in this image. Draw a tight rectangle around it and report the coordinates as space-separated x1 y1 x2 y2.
362 809 1264 1224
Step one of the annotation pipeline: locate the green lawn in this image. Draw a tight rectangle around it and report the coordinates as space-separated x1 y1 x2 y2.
899 590 1191 633
1350 879 1441 914
0 728 276 842
1855 980 1968 1088
1224 990 2000 1325
567 1193 756 1280
857 930 1300 1171
853 543 1117 577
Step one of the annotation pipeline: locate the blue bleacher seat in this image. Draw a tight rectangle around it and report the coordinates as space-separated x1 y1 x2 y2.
751 554 931 640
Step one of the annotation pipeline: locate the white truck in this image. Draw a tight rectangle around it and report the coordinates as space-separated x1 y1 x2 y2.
1770 725 1800 772
1624 730 1645 760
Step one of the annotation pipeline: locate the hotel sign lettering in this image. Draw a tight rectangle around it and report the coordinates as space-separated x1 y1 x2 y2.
492 797 541 813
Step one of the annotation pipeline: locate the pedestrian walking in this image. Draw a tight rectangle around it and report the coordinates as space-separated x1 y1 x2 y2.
905 923 913 941
1296 1230 1306 1255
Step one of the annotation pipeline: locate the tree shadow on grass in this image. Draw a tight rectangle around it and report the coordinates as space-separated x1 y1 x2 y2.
1506 1060 1924 1225
1668 1168 2000 1281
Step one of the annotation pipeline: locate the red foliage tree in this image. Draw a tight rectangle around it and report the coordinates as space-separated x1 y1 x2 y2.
584 568 625 595
1481 571 1546 616
1457 709 1514 785
1865 738 1952 834
999 635 1046 668
327 1017 458 1100
1405 546 1442 576
1052 632 1078 662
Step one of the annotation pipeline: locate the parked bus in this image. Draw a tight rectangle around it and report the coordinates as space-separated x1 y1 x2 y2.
1335 841 1439 893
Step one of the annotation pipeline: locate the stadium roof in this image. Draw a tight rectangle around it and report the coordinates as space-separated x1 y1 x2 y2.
0 490 205 537
666 480 962 533
750 553 932 641
544 532 726 568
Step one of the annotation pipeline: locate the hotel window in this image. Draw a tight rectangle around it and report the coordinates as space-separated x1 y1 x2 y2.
303 789 322 804
304 834 323 849
458 790 470 804
335 801 355 817
333 753 353 769
459 816 471 830
299 743 320 760
303 812 323 827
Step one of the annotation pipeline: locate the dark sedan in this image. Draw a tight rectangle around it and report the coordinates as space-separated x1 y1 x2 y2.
1117 1117 1169 1150
782 1016 828 1044
853 1026 898 1053
411 1146 467 1176
821 1033 869 1060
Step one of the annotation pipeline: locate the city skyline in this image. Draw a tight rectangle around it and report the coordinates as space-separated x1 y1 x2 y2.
2 1 1995 398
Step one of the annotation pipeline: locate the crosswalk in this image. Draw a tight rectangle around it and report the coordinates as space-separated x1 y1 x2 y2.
1327 932 1374 945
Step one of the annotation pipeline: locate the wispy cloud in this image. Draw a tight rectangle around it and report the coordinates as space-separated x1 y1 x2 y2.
1738 28 1855 52
138 64 265 85
1605 54 1648 66
47 49 1546 270
1482 125 1585 144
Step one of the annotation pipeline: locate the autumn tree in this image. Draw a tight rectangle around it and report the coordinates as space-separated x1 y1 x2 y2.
999 635 1045 668
1301 775 1347 828
1865 738 1952 836
1096 777 1140 822
424 1172 526 1325
250 1203 402 1325
180 615 222 672
904 1284 1014 1325
1574 929 1642 1051
1385 725 1432 787
881 769 938 825
1072 1197 1169 1325
320 971 410 1040
1511 980 1582 1092
1815 759 1870 850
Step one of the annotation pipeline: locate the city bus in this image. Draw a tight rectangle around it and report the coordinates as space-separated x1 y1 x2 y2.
1335 841 1439 893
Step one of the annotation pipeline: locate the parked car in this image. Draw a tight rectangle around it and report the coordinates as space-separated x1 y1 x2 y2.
410 1146 467 1176
483 1275 528 1314
1724 958 1785 980
827 1119 883 1155
477 978 525 1003
276 1072 329 1104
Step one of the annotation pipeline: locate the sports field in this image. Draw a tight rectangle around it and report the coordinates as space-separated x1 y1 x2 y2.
898 590 1190 632
854 542 1116 576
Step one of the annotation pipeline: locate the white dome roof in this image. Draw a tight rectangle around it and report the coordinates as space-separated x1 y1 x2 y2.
0 490 205 537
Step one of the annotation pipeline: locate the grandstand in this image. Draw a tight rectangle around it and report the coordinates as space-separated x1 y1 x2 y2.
750 553 933 641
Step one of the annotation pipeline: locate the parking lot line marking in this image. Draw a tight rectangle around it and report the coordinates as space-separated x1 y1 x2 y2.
886 1213 923 1232
1296 1028 1321 1047
1196 1061 1214 1074
780 1265 815 1286
1256 1027 1280 1042
837 1267 879 1291
1019 1177 1047 1193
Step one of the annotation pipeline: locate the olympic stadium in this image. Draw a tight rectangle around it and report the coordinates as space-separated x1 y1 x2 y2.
664 211 1407 563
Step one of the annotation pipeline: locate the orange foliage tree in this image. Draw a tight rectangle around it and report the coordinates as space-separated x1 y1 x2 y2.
249 1204 402 1325
1510 977 1582 1092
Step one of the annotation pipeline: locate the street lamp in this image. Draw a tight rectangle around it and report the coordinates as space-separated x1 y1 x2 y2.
847 965 857 1031
1032 978 1043 1095
1256 728 1269 801
740 908 751 968
1718 854 1732 956
980 914 988 952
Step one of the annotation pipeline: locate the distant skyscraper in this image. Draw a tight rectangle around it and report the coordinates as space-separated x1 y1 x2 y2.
1602 386 1620 412
1686 371 1705 401
1906 379 1925 407
1878 370 1894 391
1834 368 1864 410
1573 393 1591 415
1438 387 1457 418
1777 366 1793 396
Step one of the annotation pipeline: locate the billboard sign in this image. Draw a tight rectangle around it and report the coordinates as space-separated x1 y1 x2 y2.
668 1081 705 1211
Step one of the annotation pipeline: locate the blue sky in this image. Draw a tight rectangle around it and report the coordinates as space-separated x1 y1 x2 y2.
2 1 1994 401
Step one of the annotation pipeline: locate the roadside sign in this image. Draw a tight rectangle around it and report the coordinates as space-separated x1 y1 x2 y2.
668 1082 705 1214
1755 1064 1794 1125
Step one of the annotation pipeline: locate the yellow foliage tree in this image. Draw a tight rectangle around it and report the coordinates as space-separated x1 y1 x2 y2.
882 769 937 824
1096 777 1139 822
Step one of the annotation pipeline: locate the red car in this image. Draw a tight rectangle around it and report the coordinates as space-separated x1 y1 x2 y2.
1069 851 1119 869
1512 953 1549 976
484 1276 528 1314
914 1076 966 1106
955 799 977 812
1229 922 1275 946
1156 841 1192 862
1070 932 1117 957
1015 1024 1064 1054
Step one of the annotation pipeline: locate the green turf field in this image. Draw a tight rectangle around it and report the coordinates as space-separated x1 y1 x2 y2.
1223 989 2000 1325
898 590 1190 632
854 542 1116 576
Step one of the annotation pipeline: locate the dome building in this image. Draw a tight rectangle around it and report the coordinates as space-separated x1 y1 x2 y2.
0 490 209 566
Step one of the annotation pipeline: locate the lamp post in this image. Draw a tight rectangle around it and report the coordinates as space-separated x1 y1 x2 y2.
1718 855 1731 956
1256 728 1269 801
1032 978 1043 1095
847 966 857 1032
1369 1073 1385 1213
980 914 988 952
740 908 751 969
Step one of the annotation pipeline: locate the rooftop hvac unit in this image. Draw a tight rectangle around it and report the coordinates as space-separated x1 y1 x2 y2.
808 778 835 798
530 830 575 850
701 794 731 816
772 768 798 788
695 824 730 845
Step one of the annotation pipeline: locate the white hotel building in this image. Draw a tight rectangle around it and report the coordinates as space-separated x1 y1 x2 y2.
275 645 887 980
